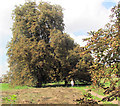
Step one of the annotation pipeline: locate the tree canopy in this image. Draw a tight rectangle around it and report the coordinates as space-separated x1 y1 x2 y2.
7 1 65 87
6 1 92 87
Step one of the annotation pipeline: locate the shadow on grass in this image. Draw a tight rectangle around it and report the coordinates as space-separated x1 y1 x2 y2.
35 83 91 88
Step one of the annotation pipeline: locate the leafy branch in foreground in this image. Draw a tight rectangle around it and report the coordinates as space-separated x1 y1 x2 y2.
82 2 120 104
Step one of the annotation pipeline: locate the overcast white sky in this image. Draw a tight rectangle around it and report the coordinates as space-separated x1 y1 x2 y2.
0 0 118 77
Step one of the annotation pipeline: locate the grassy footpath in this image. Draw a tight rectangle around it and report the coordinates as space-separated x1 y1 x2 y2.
73 86 115 104
89 78 120 101
72 78 120 105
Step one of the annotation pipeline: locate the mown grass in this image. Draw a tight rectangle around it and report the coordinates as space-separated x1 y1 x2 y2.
0 83 34 91
72 86 90 92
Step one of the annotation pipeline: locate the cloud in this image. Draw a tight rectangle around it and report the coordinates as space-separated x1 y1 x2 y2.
0 0 116 36
42 0 116 34
43 0 114 47
69 33 91 47
0 46 9 77
0 0 25 36
64 0 111 33
0 62 9 77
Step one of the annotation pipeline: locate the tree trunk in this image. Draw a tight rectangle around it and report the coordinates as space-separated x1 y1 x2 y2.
65 78 68 86
36 70 43 87
36 78 42 87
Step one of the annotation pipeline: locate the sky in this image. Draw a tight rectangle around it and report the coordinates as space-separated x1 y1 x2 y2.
0 0 118 77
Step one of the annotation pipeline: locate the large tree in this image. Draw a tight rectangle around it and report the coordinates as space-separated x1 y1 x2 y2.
7 1 65 87
7 1 95 87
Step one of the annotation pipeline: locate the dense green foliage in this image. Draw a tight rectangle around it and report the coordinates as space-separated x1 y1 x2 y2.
6 1 92 87
7 1 65 87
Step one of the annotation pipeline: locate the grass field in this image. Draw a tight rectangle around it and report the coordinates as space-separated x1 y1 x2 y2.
0 83 34 91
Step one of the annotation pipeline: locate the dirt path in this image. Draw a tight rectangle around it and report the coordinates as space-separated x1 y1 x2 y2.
2 87 83 104
84 89 118 104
